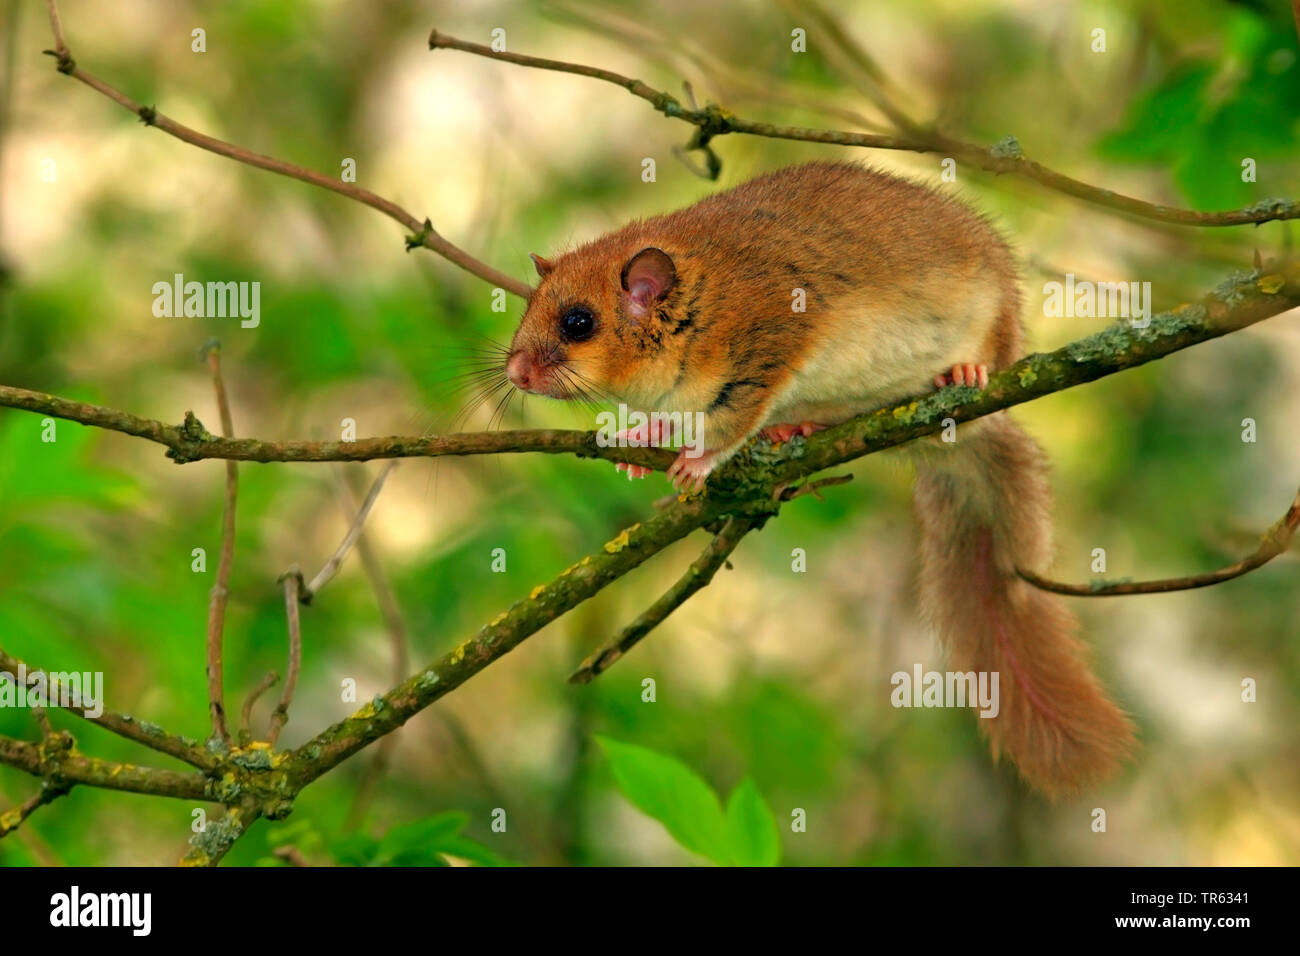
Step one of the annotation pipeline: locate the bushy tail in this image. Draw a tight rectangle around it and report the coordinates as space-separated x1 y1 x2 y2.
912 413 1136 796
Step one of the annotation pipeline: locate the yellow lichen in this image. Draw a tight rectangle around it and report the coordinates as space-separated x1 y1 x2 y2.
603 525 640 553
530 585 546 600
1257 274 1285 294
891 401 918 422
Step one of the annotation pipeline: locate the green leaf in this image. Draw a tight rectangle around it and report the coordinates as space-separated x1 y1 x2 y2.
437 835 515 867
373 811 470 866
596 736 729 864
724 778 781 867
328 833 381 867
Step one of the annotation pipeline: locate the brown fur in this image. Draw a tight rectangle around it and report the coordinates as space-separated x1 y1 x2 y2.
512 162 1022 452
913 415 1137 795
509 162 1137 794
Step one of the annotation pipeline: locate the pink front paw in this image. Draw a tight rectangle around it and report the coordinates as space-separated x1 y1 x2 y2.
665 449 717 493
612 420 669 480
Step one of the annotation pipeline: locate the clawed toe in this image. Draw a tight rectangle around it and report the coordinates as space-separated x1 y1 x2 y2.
935 363 989 389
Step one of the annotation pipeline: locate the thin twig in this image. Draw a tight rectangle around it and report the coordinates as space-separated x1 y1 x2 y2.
1020 482 1300 596
203 344 235 745
779 0 921 134
268 571 304 746
239 671 279 740
569 515 760 683
777 473 854 502
0 781 70 839
41 1 528 297
429 29 1300 228
339 467 409 828
0 780 61 863
303 462 397 601
30 706 53 739
42 0 66 60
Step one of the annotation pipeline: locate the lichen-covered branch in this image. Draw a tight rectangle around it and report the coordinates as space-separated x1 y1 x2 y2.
0 780 70 838
4 263 1297 484
281 496 734 791
0 733 210 800
0 648 216 770
757 262 1300 489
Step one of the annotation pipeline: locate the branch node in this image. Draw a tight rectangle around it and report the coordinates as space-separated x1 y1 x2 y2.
42 48 76 74
405 218 433 252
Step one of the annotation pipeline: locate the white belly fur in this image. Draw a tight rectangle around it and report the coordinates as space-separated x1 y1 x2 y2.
765 282 1004 426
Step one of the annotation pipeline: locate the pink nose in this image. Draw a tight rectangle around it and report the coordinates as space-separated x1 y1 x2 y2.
506 351 533 390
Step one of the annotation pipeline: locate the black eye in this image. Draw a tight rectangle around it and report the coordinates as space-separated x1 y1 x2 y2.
559 306 596 342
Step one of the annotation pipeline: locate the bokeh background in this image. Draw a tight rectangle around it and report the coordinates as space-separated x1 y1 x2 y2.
1 0 1298 865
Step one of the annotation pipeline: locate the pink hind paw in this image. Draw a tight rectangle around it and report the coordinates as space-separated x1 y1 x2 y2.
665 449 718 494
933 363 989 389
760 421 827 444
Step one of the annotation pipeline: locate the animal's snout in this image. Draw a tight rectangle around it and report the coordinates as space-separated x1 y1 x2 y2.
506 351 533 390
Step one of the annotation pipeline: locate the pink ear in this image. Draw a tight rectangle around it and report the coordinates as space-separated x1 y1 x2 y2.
530 253 555 278
621 247 676 315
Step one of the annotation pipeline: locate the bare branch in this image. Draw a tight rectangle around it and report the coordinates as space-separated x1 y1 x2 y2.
1020 481 1300 596
302 462 397 601
203 344 235 746
239 671 279 740
41 0 66 61
30 705 53 739
339 468 410 828
429 29 1300 227
267 570 304 746
42 2 528 297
